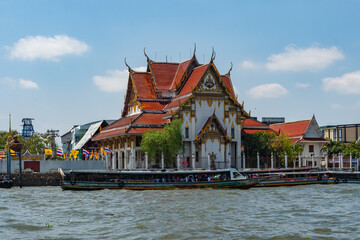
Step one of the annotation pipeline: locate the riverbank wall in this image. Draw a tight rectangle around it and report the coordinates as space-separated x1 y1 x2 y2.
0 159 105 174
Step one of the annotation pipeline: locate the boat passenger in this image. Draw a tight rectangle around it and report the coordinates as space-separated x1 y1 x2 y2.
162 178 166 183
207 176 211 181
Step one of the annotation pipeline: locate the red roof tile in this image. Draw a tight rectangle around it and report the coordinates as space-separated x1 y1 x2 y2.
171 59 191 90
222 75 236 99
178 64 208 97
270 120 311 137
242 118 269 128
163 96 189 111
132 73 156 99
139 101 166 111
127 128 162 134
151 62 179 90
92 114 140 141
133 113 169 125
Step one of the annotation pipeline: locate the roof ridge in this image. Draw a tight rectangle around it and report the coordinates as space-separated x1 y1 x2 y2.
271 119 311 126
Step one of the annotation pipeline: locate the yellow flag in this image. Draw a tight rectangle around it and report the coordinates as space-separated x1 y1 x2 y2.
100 147 105 154
90 151 94 159
95 151 99 159
45 148 52 155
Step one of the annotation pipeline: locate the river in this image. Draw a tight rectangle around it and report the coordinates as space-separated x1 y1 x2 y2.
1 184 359 240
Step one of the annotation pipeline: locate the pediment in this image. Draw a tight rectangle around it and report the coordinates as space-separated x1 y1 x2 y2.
195 67 227 95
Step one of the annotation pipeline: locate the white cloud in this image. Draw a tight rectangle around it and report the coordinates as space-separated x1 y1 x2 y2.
247 83 289 99
9 35 89 61
265 45 344 71
330 103 342 109
1 77 39 89
93 66 146 92
240 60 260 70
296 82 309 88
19 79 39 89
322 71 360 94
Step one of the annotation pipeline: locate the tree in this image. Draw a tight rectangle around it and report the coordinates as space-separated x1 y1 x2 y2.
343 141 360 158
0 130 51 154
243 131 276 157
323 140 346 157
140 119 184 164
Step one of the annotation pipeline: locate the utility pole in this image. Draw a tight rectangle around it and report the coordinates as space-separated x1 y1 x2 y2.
46 129 59 159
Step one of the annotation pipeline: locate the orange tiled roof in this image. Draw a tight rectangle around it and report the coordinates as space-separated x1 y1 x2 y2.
170 59 191 90
178 64 208 97
133 113 169 125
242 129 275 134
270 120 311 137
132 72 156 99
92 113 141 141
221 75 235 99
151 62 179 90
139 101 166 111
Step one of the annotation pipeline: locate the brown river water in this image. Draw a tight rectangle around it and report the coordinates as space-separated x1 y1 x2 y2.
1 184 359 240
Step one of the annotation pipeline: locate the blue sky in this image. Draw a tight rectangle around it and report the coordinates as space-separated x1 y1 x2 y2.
1 0 360 138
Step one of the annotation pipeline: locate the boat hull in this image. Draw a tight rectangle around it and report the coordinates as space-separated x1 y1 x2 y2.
256 176 329 187
61 178 259 191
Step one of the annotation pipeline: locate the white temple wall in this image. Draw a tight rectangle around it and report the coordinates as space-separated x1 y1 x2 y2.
195 99 224 133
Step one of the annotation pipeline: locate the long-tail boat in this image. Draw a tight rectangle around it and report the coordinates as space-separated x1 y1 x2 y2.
59 168 260 190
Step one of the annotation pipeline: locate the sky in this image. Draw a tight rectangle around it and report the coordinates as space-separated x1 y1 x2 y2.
1 0 360 140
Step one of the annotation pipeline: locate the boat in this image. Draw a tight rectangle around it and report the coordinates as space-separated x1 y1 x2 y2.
0 175 13 188
59 168 260 190
240 168 329 187
326 171 360 184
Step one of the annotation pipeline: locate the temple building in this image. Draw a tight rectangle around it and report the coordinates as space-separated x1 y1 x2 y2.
92 49 249 170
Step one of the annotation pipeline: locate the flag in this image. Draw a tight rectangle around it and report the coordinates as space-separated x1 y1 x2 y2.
104 147 112 154
95 151 99 159
90 151 93 159
100 147 105 154
0 157 4 161
83 149 89 157
56 149 63 156
45 148 52 155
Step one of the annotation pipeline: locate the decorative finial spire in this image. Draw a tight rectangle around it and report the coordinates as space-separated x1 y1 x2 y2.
226 62 233 76
210 47 216 61
124 57 134 73
192 43 196 58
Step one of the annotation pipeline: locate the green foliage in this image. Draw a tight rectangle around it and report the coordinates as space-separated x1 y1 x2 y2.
323 140 346 157
0 131 51 154
140 119 184 164
343 141 360 158
243 131 276 157
271 132 294 164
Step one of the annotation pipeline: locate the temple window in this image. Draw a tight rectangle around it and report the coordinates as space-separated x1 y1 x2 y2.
231 127 235 139
309 145 314 153
185 127 189 138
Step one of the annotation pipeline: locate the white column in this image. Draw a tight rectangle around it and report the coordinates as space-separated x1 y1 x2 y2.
303 155 306 167
105 153 109 170
112 154 116 170
350 152 352 169
340 153 343 169
285 151 288 169
145 152 148 170
177 154 180 170
325 152 328 169
311 154 314 168
236 142 242 169
131 141 135 169
201 143 206 169
357 159 360 171
271 152 274 169
207 153 211 170
257 152 260 169
161 152 165 169
220 143 225 168
332 155 335 168
124 142 128 169
226 143 230 169
191 142 195 169
242 152 246 170
298 153 301 168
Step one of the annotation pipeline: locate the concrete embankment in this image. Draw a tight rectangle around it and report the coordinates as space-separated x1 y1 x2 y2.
2 172 62 186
